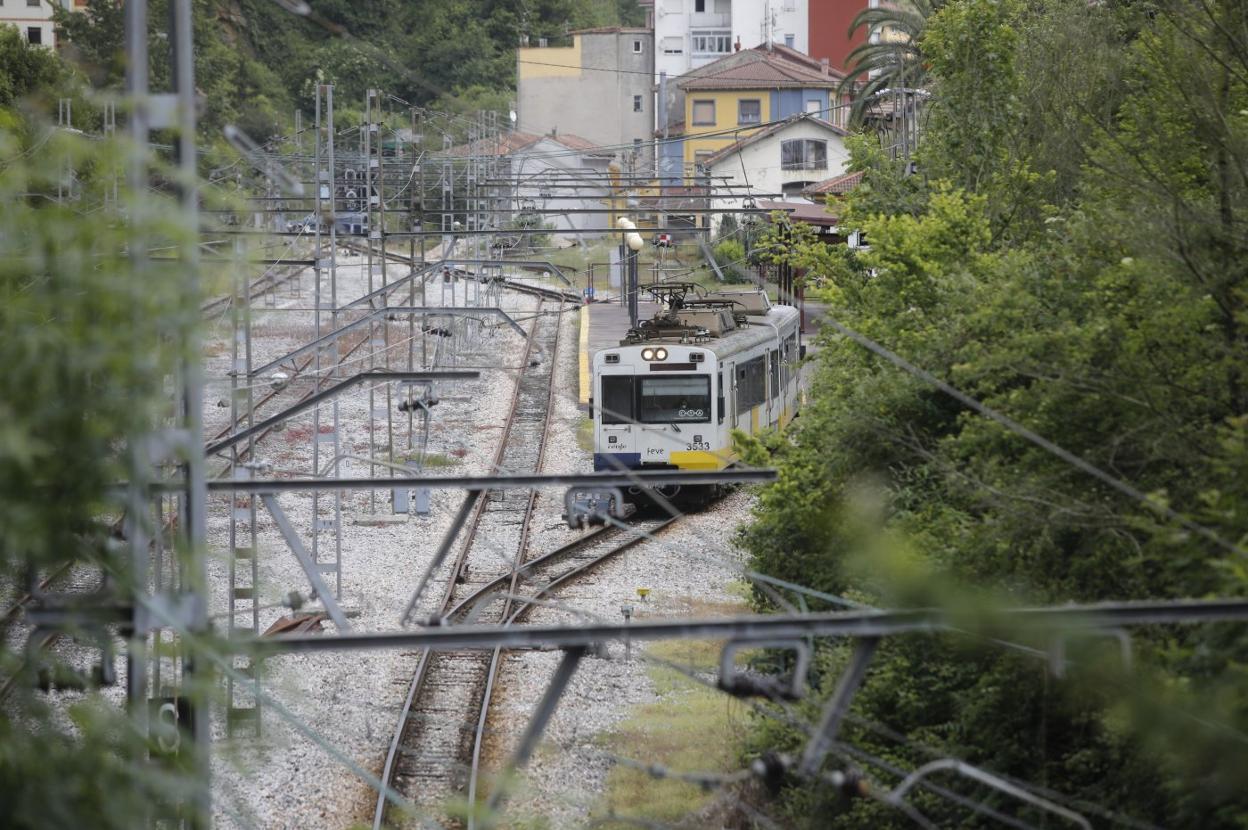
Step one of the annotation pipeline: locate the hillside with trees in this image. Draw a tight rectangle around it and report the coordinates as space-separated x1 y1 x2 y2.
52 0 643 138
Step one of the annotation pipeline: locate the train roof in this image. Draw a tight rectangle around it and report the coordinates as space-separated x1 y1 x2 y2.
617 284 799 355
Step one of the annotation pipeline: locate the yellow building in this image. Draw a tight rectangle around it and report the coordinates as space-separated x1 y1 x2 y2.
673 44 845 170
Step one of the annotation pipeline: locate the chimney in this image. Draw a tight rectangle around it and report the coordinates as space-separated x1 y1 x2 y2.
821 57 829 76
734 36 741 52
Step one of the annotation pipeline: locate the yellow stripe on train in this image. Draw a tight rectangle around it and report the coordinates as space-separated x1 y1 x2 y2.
669 450 736 471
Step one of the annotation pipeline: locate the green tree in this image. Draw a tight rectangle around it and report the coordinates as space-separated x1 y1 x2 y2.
0 114 206 830
740 0 1248 826
838 0 946 125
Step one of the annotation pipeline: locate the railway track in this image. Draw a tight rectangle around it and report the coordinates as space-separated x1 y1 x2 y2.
205 328 373 466
462 514 677 823
375 510 680 828
375 298 563 826
200 260 310 317
0 562 103 702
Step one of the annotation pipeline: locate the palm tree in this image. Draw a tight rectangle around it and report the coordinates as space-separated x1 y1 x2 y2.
837 0 945 126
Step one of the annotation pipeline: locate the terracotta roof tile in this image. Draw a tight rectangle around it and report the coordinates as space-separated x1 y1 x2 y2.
757 199 840 226
803 170 864 195
677 44 844 91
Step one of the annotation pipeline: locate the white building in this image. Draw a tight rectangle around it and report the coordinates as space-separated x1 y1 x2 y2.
639 0 809 79
702 113 849 212
447 131 615 237
1 0 79 48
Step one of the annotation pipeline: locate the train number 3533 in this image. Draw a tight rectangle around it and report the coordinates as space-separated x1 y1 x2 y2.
685 441 711 451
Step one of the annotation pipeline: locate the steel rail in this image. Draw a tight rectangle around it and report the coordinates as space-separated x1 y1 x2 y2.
207 327 372 448
248 309 522 378
374 294 561 829
200 260 311 316
204 370 480 457
194 469 779 494
464 514 680 825
0 564 76 702
441 524 618 622
459 300 567 822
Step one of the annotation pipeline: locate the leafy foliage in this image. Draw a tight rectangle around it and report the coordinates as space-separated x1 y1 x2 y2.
741 0 1248 826
712 237 747 282
51 0 643 142
0 71 205 828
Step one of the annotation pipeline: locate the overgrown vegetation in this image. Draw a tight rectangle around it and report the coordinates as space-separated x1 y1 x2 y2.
741 0 1248 826
595 639 750 827
0 28 205 828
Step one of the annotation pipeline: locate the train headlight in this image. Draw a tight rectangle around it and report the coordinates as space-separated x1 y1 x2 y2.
641 348 655 361
654 348 668 361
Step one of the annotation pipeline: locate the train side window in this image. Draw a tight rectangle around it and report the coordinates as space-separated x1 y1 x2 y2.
600 376 633 424
769 350 780 399
736 356 766 411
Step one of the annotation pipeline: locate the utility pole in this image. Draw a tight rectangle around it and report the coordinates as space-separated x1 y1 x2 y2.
120 0 211 822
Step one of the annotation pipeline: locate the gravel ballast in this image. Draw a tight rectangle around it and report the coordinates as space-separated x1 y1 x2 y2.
202 264 762 829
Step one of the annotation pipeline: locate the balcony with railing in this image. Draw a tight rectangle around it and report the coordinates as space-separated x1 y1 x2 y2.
688 11 730 27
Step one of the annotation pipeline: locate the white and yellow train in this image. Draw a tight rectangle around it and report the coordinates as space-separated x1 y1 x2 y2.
590 285 801 494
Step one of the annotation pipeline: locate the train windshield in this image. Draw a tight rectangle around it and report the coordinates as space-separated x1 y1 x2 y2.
638 376 711 423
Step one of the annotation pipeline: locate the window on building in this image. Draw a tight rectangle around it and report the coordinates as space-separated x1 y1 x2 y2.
695 0 706 11
27 26 42 45
633 95 643 112
738 99 761 125
633 138 643 154
691 30 731 55
633 39 643 53
805 99 822 115
691 99 716 126
781 139 828 171
784 34 795 48
28 0 42 6
661 36 684 55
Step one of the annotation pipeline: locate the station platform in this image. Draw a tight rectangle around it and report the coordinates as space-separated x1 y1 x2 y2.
578 299 660 406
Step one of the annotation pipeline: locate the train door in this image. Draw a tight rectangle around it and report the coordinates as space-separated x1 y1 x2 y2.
597 374 636 465
786 332 799 416
736 355 766 434
763 349 773 426
717 366 728 429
